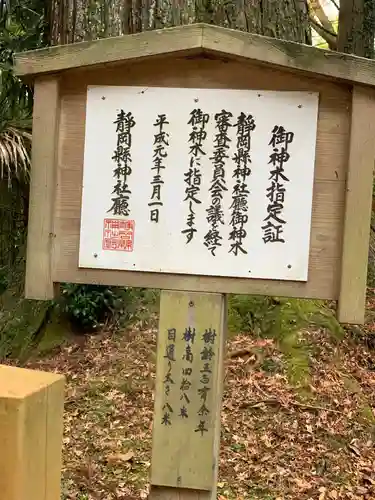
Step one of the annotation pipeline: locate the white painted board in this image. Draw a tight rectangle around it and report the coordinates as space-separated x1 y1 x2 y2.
79 86 319 282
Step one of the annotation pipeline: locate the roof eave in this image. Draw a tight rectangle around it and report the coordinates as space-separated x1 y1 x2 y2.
13 23 375 89
13 23 205 78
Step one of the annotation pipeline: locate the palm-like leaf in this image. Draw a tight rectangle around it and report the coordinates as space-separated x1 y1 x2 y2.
0 124 31 185
0 74 32 186
0 0 44 187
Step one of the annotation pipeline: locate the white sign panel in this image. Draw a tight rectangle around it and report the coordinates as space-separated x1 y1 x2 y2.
79 86 318 282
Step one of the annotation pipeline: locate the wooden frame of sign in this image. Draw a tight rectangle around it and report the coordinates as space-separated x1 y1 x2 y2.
14 23 375 499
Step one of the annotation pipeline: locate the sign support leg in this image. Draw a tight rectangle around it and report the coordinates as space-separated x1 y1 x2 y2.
149 290 227 500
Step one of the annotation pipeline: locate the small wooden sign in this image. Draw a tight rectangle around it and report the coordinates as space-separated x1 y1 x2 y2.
151 291 225 490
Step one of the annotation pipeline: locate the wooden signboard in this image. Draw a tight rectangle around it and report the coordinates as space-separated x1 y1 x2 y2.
80 86 318 281
14 24 375 325
14 23 375 499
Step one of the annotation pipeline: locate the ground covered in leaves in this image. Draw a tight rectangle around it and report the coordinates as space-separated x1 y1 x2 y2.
21 312 375 500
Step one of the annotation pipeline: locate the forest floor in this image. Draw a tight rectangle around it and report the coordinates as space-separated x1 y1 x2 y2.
19 295 375 500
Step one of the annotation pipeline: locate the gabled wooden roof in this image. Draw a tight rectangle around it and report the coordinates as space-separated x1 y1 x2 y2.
13 23 375 88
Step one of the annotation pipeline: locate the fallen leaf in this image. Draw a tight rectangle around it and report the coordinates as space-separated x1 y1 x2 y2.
319 486 327 500
107 450 135 464
348 444 361 457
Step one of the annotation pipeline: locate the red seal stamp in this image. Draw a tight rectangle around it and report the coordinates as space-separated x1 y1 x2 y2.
102 218 135 252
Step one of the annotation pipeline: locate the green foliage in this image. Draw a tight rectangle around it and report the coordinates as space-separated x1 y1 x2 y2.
0 0 47 54
228 295 344 386
58 283 155 332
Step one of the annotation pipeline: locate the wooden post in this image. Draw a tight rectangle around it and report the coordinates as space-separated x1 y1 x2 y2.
0 364 65 500
25 76 60 300
150 291 227 500
337 85 375 324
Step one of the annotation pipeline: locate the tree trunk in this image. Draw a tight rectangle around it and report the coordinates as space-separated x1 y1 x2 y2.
337 0 375 58
47 0 311 45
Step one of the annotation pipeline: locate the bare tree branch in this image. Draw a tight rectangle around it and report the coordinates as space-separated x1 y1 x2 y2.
329 0 340 10
308 0 337 38
309 16 337 49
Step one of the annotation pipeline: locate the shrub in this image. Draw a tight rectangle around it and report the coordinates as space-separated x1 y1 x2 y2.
59 283 153 332
228 295 344 386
